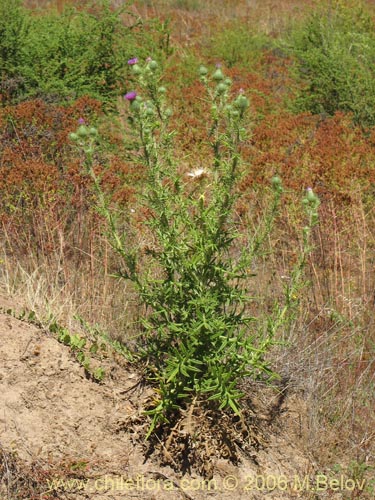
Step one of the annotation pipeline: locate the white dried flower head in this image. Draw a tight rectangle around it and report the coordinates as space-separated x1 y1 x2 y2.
186 168 209 180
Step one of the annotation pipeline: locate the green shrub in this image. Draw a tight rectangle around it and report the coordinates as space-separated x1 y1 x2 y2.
285 0 375 127
0 0 170 105
0 0 28 100
207 22 270 68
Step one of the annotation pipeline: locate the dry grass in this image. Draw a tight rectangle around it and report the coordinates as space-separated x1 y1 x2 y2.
2 189 374 471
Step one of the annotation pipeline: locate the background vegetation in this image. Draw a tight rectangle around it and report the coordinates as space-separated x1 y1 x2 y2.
0 0 170 104
1 0 375 496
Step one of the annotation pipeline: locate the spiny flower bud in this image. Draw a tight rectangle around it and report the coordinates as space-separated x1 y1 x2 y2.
212 68 224 82
132 64 141 75
77 125 89 138
148 60 158 71
306 187 317 202
303 188 320 212
88 127 98 137
69 132 78 142
271 176 282 188
234 94 249 111
216 82 227 95
144 105 154 117
130 100 141 112
158 86 167 94
199 65 208 76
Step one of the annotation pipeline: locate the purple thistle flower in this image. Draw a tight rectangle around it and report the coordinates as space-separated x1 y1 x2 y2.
78 117 85 124
215 63 222 68
124 91 137 102
146 57 152 63
127 57 138 65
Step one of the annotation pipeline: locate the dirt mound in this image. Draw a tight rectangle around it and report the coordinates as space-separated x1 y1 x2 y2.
0 293 335 500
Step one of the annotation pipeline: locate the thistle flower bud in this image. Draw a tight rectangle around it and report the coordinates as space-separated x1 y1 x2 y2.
132 64 141 75
77 125 89 138
234 94 249 111
212 68 224 81
148 60 158 70
165 108 173 117
271 175 283 193
158 86 167 94
199 65 208 76
69 132 78 142
88 127 98 137
306 187 317 202
130 100 141 112
216 83 227 95
144 106 154 117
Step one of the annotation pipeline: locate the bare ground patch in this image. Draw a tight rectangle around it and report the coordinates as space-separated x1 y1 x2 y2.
0 293 344 500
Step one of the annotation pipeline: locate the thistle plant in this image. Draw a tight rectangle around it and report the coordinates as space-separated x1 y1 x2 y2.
268 185 320 342
70 59 319 436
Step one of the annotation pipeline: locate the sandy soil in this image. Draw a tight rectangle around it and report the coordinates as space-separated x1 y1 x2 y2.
0 293 342 500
